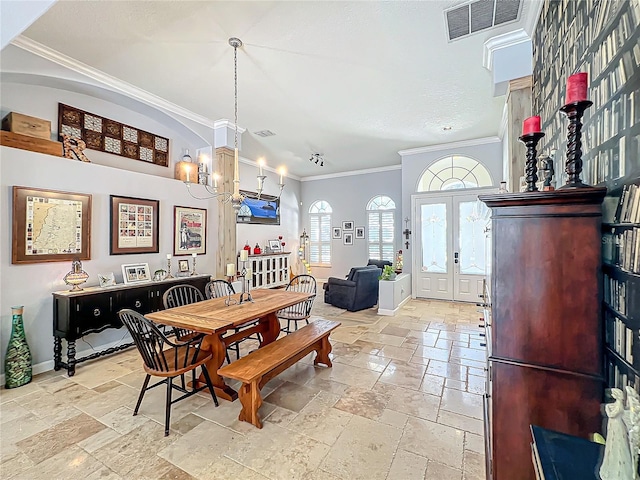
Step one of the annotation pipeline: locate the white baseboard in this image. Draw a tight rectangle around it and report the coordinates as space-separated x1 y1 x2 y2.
377 296 411 316
1 336 133 386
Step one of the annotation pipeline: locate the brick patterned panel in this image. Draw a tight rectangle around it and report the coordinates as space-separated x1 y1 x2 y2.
58 103 170 167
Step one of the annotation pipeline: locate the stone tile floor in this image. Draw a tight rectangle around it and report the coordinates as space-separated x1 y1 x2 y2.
0 298 486 480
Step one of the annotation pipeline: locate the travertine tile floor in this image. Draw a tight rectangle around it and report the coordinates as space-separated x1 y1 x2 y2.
0 298 486 480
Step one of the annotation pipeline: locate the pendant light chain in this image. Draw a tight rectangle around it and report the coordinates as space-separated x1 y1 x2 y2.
234 41 238 150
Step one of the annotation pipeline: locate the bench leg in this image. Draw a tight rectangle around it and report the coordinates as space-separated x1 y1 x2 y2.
314 335 333 367
237 379 264 429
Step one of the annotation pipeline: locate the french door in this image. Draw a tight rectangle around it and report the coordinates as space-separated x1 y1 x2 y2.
412 189 494 302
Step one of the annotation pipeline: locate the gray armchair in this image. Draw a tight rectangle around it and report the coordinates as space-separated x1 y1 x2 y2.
324 265 382 312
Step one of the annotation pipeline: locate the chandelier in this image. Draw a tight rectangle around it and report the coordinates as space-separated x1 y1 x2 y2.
185 37 284 208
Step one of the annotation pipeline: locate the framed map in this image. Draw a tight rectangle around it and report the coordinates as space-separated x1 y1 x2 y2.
109 195 159 255
12 186 92 264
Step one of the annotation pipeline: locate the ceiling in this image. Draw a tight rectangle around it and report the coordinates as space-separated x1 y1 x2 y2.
19 0 538 178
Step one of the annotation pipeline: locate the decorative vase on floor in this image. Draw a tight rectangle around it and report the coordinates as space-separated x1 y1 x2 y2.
4 306 32 388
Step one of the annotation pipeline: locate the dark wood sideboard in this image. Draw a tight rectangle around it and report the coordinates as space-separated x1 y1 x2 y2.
52 274 211 376
479 188 606 480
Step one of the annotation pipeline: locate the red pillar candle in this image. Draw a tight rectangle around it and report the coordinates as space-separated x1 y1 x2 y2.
566 72 588 104
522 116 542 135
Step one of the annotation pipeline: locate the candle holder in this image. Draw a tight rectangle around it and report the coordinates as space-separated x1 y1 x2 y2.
518 132 545 192
238 261 253 304
558 100 593 189
190 256 197 276
164 258 174 279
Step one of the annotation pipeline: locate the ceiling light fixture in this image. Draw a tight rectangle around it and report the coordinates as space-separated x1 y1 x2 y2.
310 153 324 167
185 38 284 207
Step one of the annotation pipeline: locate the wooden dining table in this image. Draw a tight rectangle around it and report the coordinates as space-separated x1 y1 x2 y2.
146 288 312 401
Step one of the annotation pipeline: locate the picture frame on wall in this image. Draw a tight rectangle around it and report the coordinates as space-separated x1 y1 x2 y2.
355 226 365 239
174 206 207 255
12 186 92 264
110 195 159 255
342 221 354 231
332 227 342 239
343 232 354 245
121 263 151 284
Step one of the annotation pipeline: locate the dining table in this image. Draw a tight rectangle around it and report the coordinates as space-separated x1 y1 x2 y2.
145 288 312 401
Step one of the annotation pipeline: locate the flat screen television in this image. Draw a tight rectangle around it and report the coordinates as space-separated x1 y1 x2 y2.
236 190 280 225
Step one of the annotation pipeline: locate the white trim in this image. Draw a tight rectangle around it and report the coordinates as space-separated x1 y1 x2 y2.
300 164 401 182
377 296 412 317
525 1 544 36
213 119 246 134
11 35 215 128
482 29 531 71
499 103 509 139
0 337 134 386
398 136 501 157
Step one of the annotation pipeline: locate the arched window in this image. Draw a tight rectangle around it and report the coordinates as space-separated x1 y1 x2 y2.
418 155 492 191
309 200 332 265
367 195 395 262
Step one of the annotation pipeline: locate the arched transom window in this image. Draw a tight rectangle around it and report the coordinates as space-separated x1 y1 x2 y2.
418 156 492 191
309 200 332 265
367 195 395 262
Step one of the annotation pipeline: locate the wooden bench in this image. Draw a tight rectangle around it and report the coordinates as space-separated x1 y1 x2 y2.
217 318 340 428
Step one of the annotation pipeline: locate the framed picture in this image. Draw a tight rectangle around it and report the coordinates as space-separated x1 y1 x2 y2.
174 206 207 255
121 263 151 284
342 221 354 231
178 259 190 273
97 272 116 287
343 232 354 245
12 186 92 264
110 195 159 255
332 227 342 239
355 226 365 239
236 190 280 225
268 239 282 252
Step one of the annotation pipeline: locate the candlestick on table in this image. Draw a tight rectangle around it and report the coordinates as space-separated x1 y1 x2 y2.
190 253 197 276
165 254 174 279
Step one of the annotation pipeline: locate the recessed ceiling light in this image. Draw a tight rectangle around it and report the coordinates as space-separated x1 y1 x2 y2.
443 126 453 131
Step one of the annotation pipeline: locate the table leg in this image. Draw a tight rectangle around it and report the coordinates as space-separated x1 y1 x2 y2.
259 312 281 347
199 333 238 402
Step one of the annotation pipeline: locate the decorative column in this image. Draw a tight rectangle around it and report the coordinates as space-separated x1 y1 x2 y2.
506 76 533 192
216 146 237 278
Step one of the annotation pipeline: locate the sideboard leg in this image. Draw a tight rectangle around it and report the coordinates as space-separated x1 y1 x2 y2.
53 337 62 371
67 340 77 376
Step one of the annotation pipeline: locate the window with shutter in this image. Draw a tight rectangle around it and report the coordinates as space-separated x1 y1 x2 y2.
367 196 395 261
309 201 332 265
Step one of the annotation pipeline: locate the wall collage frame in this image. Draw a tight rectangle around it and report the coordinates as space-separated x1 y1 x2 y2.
334 221 365 245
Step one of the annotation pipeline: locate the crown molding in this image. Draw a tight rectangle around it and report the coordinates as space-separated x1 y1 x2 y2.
482 29 530 71
11 35 215 128
300 164 401 182
213 119 246 134
398 136 501 156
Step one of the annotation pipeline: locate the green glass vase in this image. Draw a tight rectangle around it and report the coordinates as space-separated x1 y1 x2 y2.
4 306 32 388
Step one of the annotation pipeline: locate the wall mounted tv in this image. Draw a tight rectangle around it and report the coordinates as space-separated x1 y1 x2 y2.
236 190 280 225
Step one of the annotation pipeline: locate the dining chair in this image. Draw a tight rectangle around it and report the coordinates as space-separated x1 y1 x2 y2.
117 308 219 436
277 274 317 334
205 279 260 360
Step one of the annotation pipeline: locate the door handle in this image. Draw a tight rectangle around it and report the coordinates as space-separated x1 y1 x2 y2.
454 252 459 264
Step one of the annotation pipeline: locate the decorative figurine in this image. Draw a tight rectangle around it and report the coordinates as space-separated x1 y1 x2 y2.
625 387 640 479
600 388 634 480
540 154 556 191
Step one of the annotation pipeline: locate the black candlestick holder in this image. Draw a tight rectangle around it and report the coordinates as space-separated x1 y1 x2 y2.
558 100 593 189
238 262 253 304
518 132 545 192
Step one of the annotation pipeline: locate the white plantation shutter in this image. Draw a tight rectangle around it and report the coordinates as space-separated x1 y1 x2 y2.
309 201 332 265
367 196 395 261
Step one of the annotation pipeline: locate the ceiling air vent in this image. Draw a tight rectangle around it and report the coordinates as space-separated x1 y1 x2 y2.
254 130 275 137
445 0 521 41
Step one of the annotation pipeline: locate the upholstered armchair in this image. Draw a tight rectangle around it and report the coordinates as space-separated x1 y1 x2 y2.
367 259 392 270
324 265 382 312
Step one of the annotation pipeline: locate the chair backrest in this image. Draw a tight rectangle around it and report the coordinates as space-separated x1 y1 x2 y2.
347 265 379 281
163 284 204 309
118 309 203 373
205 279 235 299
367 259 392 270
280 274 317 317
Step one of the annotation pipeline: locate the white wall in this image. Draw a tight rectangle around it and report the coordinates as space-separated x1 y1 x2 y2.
300 168 402 279
400 139 503 275
0 1 56 49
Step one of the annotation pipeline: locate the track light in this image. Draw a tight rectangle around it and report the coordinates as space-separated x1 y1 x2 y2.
309 153 324 166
